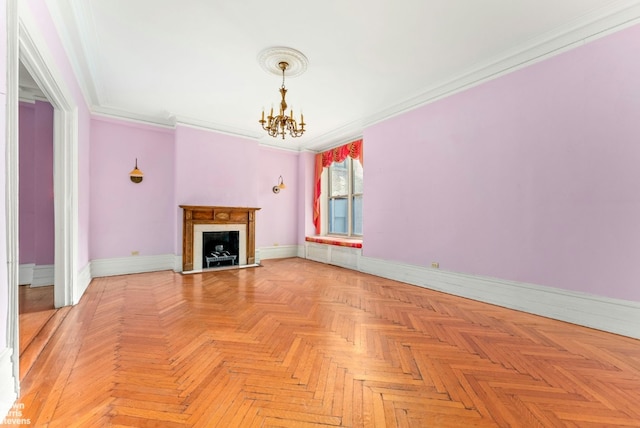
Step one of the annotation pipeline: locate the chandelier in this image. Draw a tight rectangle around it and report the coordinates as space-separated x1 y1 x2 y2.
259 61 306 139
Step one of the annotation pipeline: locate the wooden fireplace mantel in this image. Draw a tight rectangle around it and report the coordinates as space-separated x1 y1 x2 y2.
180 205 261 272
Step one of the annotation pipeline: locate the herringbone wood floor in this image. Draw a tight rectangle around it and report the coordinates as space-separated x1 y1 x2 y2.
6 258 640 427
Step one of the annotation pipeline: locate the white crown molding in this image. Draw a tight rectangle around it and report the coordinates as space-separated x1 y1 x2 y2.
91 106 176 129
256 137 308 153
363 0 640 128
45 0 103 106
173 115 263 140
43 0 640 153
301 1 640 150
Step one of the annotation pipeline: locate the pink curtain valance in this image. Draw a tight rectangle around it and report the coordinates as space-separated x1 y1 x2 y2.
313 139 363 235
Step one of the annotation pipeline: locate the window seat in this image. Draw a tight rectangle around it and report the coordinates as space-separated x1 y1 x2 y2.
305 236 362 248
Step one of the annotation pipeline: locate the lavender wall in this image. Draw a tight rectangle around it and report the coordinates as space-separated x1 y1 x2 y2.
90 117 175 259
19 101 54 265
256 146 299 248
174 126 261 254
364 24 640 302
18 104 35 263
298 151 316 240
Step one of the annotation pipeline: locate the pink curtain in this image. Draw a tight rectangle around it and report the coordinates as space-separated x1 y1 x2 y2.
313 139 363 235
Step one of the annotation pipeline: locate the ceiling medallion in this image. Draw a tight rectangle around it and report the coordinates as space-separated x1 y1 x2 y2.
257 47 308 78
258 47 308 139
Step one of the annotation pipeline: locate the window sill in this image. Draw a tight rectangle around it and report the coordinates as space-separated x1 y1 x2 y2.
305 236 363 248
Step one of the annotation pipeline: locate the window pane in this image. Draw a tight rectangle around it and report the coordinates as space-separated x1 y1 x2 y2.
352 195 363 235
329 198 348 234
330 160 348 197
353 159 363 194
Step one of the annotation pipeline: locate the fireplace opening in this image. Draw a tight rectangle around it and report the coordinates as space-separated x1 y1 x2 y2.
202 231 240 268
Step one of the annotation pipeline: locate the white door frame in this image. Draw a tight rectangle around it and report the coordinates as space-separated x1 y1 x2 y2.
5 3 79 395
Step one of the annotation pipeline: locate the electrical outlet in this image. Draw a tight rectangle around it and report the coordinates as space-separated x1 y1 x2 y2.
131 251 139 256
431 262 439 269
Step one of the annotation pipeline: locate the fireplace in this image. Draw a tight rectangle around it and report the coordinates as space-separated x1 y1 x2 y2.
202 231 239 268
180 205 260 272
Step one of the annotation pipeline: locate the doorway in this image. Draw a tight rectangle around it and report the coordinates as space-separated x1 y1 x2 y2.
17 61 57 370
6 11 80 395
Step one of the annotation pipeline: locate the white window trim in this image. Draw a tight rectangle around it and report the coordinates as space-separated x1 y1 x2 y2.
321 158 362 238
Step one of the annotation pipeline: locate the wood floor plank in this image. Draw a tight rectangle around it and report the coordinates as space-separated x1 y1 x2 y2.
6 258 640 427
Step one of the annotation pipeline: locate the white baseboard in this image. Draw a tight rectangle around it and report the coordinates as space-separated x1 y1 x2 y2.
91 254 176 278
258 245 301 261
305 242 361 270
32 264 54 287
88 248 640 339
75 262 92 304
0 348 18 422
18 263 34 285
173 255 182 272
19 263 54 287
301 243 640 340
358 256 640 340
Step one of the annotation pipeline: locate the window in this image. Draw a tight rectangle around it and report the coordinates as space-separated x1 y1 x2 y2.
328 157 363 236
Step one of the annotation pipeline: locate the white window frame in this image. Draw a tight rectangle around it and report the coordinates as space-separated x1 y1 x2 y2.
321 157 363 238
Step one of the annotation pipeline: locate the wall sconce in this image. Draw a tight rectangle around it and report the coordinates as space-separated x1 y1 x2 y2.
272 175 286 193
129 158 144 183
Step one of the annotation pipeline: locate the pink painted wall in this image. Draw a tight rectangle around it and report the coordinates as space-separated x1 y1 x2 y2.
298 151 316 240
256 146 299 248
90 117 175 259
18 104 35 263
19 101 54 265
364 23 640 302
174 125 260 254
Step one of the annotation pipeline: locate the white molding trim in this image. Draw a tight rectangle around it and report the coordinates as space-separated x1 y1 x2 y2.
19 5 79 308
18 264 35 285
358 256 640 340
31 264 54 287
258 245 301 261
75 262 92 304
0 348 18 421
301 244 640 339
45 1 640 152
91 254 176 278
5 0 20 401
173 255 182 273
304 242 361 271
304 2 640 150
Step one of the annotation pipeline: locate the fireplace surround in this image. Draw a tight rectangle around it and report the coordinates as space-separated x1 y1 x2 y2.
180 205 260 272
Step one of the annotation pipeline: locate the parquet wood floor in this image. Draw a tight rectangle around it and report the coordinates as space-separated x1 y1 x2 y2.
5 258 640 427
19 285 56 354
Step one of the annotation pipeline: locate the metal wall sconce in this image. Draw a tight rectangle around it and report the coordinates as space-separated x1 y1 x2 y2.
272 175 286 193
129 158 143 183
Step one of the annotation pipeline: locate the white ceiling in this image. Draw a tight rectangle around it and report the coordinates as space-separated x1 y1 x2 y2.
41 0 640 151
